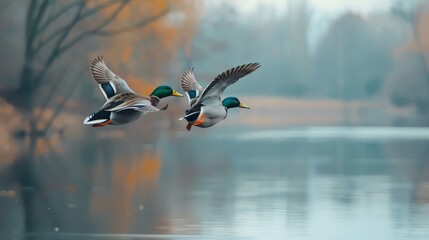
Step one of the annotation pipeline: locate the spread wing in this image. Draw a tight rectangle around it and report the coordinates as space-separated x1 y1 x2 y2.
180 67 204 106
194 63 260 106
101 93 160 112
90 55 134 100
180 67 203 92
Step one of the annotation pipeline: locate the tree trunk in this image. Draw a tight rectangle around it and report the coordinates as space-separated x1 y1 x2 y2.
19 61 35 104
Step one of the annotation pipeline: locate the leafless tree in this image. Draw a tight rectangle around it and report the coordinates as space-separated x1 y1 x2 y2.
3 0 169 135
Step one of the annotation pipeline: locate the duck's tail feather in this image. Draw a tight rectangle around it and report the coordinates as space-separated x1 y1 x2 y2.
83 110 112 127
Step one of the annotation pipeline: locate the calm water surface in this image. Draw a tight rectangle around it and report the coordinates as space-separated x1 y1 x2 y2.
1 127 429 239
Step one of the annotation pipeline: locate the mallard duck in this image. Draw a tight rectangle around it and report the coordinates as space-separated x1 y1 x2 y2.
83 56 183 127
179 63 260 131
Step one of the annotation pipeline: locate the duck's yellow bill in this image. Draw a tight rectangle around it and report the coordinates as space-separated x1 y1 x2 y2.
239 103 250 109
172 90 183 97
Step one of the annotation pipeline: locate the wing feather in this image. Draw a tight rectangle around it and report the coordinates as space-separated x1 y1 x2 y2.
180 67 203 92
101 93 160 113
90 56 134 99
194 63 260 105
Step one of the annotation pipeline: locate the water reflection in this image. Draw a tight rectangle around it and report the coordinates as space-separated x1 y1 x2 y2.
1 128 429 239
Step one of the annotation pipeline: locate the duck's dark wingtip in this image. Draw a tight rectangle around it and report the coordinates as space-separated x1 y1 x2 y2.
251 62 261 69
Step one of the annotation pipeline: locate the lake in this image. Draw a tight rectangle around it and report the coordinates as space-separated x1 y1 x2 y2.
1 127 429 239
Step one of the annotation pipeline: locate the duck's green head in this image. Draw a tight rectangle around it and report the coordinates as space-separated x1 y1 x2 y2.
150 85 183 99
222 97 250 109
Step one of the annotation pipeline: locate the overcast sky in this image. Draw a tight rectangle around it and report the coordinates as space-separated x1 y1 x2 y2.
202 0 401 53
204 0 396 17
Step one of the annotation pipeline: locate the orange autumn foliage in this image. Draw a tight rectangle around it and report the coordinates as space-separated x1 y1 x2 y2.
92 0 198 93
396 7 429 65
414 12 429 54
0 99 21 165
90 150 162 232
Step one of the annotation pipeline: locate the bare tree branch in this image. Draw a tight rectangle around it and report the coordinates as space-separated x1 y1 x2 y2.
16 0 173 131
32 0 86 55
29 0 55 55
80 0 126 19
59 5 169 53
58 1 129 52
33 0 123 55
33 1 87 88
35 65 71 124
41 75 81 133
32 0 170 97
33 0 128 89
37 1 83 34
25 0 40 56
96 7 169 36
32 0 51 34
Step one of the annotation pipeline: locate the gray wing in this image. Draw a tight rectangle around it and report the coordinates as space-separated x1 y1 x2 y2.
112 103 162 113
180 67 203 92
194 63 261 105
102 94 160 113
90 55 134 100
180 67 204 107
